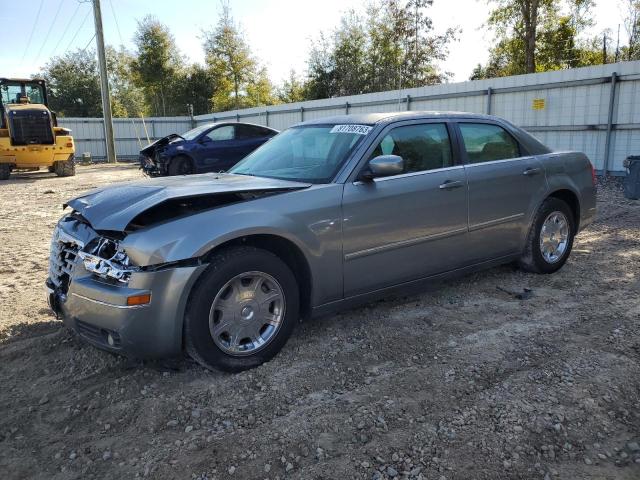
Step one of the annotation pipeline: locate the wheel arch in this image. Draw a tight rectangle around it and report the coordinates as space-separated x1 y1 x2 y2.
547 188 580 230
168 152 195 172
196 233 313 320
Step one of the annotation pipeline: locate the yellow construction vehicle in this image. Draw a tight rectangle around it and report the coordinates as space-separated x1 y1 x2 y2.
0 78 75 180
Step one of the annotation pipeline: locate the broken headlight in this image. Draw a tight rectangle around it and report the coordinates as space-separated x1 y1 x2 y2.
78 237 139 283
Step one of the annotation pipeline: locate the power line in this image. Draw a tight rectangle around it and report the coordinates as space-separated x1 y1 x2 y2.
20 0 45 64
49 1 83 58
64 7 93 53
34 0 66 66
80 32 97 54
108 0 124 45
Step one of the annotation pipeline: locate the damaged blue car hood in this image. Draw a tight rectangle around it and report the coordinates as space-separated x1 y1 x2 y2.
65 173 311 231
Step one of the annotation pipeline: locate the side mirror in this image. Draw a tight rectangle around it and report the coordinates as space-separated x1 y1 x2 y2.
361 155 404 180
198 136 211 144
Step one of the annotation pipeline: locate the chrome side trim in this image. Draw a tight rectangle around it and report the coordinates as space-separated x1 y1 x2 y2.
463 156 532 168
70 292 150 309
469 213 524 232
352 165 464 185
345 227 467 261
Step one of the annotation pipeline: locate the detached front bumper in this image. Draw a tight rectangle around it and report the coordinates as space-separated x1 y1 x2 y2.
139 154 167 176
47 264 205 359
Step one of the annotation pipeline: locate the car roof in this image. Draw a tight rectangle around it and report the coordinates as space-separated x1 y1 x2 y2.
296 111 498 126
198 121 278 132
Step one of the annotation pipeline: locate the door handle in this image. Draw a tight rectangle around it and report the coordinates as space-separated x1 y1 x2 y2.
439 180 463 190
523 167 542 176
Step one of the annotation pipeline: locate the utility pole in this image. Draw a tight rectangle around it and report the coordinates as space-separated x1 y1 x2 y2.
92 0 116 163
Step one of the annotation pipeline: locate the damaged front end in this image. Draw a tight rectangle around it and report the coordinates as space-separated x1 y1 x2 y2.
139 133 183 176
46 211 207 358
78 237 139 283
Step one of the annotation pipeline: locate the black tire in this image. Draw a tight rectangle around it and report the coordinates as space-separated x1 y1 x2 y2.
518 197 575 274
184 246 300 372
167 155 193 176
54 158 76 177
0 164 10 180
47 166 55 173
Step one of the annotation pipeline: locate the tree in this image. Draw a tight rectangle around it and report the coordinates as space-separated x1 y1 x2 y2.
177 65 217 116
245 67 279 107
304 0 455 99
366 0 454 90
622 0 640 60
40 49 102 117
474 0 602 79
131 16 184 116
305 33 336 99
486 0 553 74
203 4 257 111
106 46 146 117
332 11 368 96
277 70 307 103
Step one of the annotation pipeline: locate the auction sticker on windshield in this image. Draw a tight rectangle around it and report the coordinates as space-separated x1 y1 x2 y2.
330 124 373 135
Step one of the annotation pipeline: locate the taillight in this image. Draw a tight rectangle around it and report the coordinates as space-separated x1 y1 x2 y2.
590 162 597 187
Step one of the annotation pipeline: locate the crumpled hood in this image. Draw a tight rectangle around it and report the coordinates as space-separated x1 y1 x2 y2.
65 173 311 231
139 134 183 156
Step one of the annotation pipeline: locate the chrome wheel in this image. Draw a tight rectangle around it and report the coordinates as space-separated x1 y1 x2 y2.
539 211 570 263
209 271 285 356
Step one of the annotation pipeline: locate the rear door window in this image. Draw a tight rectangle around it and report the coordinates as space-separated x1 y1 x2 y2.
458 123 520 163
236 125 271 139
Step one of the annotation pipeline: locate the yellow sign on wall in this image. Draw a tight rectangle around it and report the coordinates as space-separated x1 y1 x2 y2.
532 98 546 110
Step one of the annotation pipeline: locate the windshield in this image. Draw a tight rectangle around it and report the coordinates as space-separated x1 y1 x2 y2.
181 124 212 141
1 81 45 106
229 125 370 183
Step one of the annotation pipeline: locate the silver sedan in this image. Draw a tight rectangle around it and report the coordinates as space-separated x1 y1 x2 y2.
47 112 597 371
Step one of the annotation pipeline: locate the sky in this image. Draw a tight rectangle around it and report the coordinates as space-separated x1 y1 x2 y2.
2 0 632 85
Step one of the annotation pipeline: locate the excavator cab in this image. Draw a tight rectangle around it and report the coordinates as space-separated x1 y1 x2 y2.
0 78 75 180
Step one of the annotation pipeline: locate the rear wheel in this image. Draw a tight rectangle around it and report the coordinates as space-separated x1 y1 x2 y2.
168 155 193 176
54 158 76 177
185 246 299 372
0 164 11 180
518 197 575 274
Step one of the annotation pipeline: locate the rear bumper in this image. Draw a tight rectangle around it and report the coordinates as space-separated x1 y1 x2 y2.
47 264 206 359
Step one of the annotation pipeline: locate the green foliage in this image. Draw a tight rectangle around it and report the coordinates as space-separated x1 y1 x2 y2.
106 46 146 117
473 0 606 79
622 0 640 60
131 15 185 116
277 71 307 104
40 49 102 117
202 5 259 111
304 0 455 99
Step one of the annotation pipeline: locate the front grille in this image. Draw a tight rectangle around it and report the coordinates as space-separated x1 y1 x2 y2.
49 227 83 295
76 320 122 349
9 109 54 145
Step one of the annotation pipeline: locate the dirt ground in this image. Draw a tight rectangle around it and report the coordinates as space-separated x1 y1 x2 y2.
0 164 639 480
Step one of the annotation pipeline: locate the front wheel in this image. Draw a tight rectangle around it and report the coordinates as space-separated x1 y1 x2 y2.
0 164 11 180
54 158 76 177
184 246 299 372
167 155 193 176
518 197 575 274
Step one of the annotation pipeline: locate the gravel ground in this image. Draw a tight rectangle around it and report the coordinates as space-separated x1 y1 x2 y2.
0 164 639 480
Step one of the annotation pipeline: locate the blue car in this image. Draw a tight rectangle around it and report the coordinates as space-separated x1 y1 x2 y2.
139 122 278 176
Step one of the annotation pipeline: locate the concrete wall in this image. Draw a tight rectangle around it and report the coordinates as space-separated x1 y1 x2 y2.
60 60 640 173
